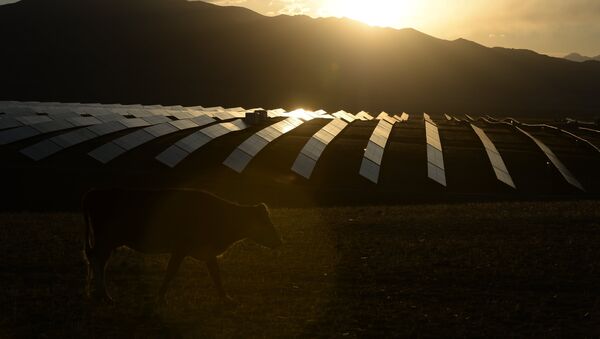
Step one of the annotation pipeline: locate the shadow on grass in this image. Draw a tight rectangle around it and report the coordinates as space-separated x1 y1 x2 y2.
1 202 599 337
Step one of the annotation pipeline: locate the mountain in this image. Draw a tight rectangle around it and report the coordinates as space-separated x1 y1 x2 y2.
564 53 600 63
1 0 599 117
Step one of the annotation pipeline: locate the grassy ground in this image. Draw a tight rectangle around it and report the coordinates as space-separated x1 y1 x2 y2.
1 201 599 338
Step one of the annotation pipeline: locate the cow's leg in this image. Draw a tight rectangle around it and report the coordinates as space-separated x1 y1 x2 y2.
206 256 235 304
156 252 185 304
90 247 113 304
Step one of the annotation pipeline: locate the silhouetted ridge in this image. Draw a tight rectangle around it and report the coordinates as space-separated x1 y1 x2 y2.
1 0 599 117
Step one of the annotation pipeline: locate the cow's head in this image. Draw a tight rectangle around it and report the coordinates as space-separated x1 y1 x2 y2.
248 203 282 249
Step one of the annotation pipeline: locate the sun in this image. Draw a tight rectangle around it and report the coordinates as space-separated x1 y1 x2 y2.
320 0 418 28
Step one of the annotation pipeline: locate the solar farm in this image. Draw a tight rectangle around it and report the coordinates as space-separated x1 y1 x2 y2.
1 101 599 209
2 101 600 337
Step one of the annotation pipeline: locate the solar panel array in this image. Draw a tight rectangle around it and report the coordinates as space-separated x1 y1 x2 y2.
292 118 349 179
471 124 516 188
359 118 396 183
156 119 249 168
2 101 597 194
424 113 447 186
223 117 305 173
515 126 584 191
89 115 215 164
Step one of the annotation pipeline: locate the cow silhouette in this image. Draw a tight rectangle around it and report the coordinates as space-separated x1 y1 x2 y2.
82 188 282 304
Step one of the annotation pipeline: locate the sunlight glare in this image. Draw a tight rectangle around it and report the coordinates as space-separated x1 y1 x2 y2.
320 0 418 28
286 109 314 121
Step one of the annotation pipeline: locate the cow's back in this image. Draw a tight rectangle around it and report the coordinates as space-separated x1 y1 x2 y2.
83 188 242 253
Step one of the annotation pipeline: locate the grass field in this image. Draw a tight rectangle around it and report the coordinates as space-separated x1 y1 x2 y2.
1 201 599 337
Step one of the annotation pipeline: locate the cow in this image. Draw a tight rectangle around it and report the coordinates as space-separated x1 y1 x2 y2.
82 188 282 305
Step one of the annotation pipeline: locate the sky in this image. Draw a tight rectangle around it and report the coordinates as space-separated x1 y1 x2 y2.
203 0 600 57
1 0 599 56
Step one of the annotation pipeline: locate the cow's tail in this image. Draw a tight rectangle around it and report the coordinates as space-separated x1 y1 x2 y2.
82 196 94 262
82 195 95 296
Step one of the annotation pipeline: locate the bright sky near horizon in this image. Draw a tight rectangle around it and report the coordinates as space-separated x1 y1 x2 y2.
203 0 600 57
1 0 599 56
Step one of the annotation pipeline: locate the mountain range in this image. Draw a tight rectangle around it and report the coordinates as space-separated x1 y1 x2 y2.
564 53 600 63
1 0 599 117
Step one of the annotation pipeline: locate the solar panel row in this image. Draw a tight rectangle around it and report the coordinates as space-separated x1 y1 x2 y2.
292 118 349 179
156 119 250 168
470 124 516 188
424 113 447 186
359 118 396 183
223 117 305 173
20 118 156 160
518 123 600 155
89 115 216 164
0 116 104 145
515 126 584 191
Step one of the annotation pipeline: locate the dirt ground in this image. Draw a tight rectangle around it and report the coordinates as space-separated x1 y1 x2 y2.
1 200 599 337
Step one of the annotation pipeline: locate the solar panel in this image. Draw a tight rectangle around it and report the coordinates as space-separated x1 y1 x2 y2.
332 111 356 123
95 114 125 122
154 145 189 168
113 130 155 150
224 117 305 173
67 116 102 127
427 163 447 186
88 143 128 164
19 140 63 161
291 153 318 179
120 118 152 128
51 128 99 148
465 114 475 122
0 118 23 130
155 119 249 168
400 113 409 122
424 113 447 186
515 126 584 191
213 111 236 120
145 123 179 138
31 120 75 134
444 114 452 121
359 158 381 184
376 112 397 125
238 135 270 156
176 132 212 153
300 137 328 161
201 124 230 139
142 115 172 125
359 119 396 183
16 115 52 125
0 126 40 145
471 124 515 188
291 118 349 179
355 111 374 121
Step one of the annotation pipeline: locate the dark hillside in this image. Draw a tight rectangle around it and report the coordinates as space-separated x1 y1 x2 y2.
1 0 599 117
